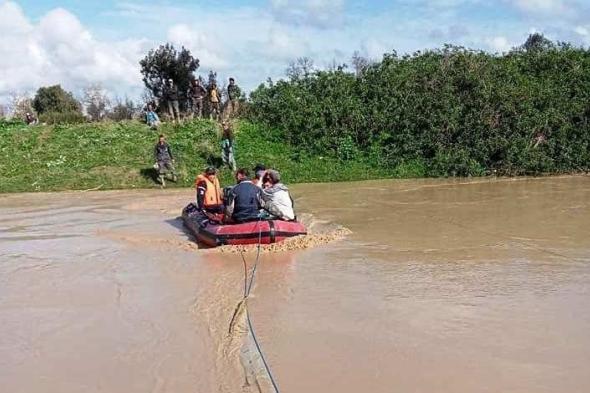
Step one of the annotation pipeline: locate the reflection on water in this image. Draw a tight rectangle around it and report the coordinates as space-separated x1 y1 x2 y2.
1 176 589 393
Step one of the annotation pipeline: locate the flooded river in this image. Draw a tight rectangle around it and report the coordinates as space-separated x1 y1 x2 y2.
1 176 589 393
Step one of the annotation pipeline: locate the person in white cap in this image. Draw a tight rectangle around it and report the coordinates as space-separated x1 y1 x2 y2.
164 78 180 123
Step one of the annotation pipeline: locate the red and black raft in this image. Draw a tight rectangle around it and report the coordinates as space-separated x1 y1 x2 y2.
182 203 307 247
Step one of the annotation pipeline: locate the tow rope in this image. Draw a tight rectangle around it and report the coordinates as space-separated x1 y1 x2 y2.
234 219 282 393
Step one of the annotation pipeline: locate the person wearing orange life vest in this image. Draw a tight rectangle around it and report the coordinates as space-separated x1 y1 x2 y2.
195 166 223 213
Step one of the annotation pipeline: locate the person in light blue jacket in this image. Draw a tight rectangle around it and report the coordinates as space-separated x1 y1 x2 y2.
145 104 160 129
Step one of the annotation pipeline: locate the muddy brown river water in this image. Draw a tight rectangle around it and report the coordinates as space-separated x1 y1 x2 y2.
1 176 589 393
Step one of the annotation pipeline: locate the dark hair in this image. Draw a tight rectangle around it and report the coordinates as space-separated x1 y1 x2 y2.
236 168 250 177
253 163 266 172
229 77 235 82
222 124 233 140
205 166 217 175
159 134 165 138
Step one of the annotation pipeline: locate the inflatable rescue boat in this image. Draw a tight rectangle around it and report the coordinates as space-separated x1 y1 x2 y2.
182 203 307 247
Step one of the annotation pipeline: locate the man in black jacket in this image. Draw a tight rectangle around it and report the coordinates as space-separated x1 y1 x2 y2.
225 168 262 223
189 78 207 118
164 78 180 123
154 134 177 186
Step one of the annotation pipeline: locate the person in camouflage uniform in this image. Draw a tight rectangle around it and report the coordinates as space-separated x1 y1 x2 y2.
188 78 207 119
227 77 241 117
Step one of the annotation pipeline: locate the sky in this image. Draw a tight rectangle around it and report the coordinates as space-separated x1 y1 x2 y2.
1 0 589 103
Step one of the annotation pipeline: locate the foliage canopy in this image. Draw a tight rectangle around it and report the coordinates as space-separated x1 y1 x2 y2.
139 43 200 104
32 85 81 115
248 35 590 176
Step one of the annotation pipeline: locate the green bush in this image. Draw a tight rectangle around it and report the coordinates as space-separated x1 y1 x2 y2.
39 111 87 125
33 85 81 114
248 38 590 176
0 118 25 128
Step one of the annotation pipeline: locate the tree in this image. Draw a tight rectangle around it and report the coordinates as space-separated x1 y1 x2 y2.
205 71 230 102
351 51 370 77
286 57 315 79
9 92 35 120
83 84 110 121
109 97 137 121
206 70 218 89
522 33 553 52
32 85 81 114
141 88 156 108
139 43 200 103
327 58 347 72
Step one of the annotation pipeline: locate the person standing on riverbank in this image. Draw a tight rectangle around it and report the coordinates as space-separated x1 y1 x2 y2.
164 79 180 123
208 83 221 121
221 121 237 171
154 134 177 186
227 77 241 117
189 79 207 119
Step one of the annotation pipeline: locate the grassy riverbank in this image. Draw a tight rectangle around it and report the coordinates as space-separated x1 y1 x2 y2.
1 119 397 193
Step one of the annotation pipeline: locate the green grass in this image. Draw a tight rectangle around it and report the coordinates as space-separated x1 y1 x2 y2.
0 119 397 193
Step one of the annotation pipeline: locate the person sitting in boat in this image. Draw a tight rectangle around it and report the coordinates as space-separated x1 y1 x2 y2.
224 168 262 223
260 170 295 221
195 166 223 214
252 163 266 188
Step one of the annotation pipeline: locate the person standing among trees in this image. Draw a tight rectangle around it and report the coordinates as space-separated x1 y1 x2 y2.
164 78 180 123
227 77 241 117
188 78 207 119
221 121 237 171
208 82 221 120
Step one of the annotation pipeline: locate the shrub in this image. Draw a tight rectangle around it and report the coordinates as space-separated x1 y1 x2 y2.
39 111 87 125
33 85 81 114
248 36 590 176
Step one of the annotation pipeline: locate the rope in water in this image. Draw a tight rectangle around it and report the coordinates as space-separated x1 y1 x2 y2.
238 219 281 393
